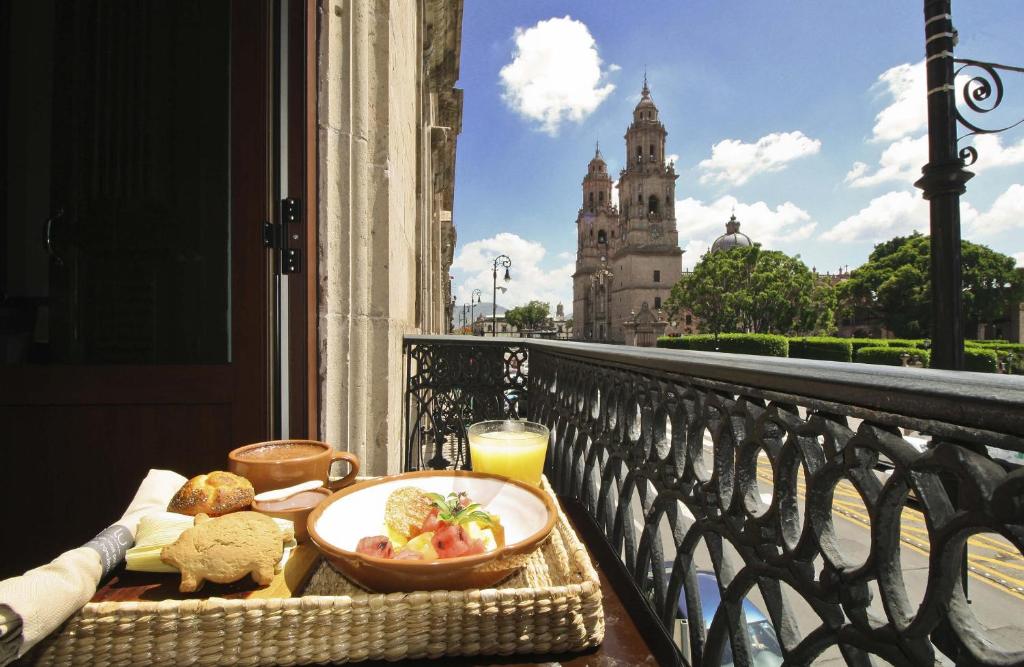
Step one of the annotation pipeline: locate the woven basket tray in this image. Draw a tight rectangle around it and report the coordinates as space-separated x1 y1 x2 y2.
32 477 604 665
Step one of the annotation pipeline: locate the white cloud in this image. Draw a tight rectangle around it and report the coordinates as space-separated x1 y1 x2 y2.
451 233 574 312
665 153 680 166
967 183 1024 237
871 61 927 142
1014 252 1024 268
675 195 817 261
681 240 710 271
611 179 620 209
822 191 928 242
845 134 927 187
697 131 821 186
498 16 615 136
846 133 1024 188
968 134 1024 172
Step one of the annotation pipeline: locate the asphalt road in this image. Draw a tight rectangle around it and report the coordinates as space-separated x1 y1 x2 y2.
749 452 1024 664
649 442 1024 665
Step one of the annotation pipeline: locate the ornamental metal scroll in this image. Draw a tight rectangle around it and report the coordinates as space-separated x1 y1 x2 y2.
524 347 1024 666
954 58 1024 167
403 338 528 471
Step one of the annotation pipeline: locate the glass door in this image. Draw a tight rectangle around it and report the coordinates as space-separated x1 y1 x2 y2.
0 0 280 577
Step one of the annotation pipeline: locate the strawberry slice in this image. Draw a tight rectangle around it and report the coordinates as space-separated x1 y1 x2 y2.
356 535 394 559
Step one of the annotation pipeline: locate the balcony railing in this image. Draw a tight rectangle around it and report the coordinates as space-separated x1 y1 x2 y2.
403 335 1024 666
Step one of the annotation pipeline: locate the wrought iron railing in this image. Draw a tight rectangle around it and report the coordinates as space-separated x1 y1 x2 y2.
403 335 1024 666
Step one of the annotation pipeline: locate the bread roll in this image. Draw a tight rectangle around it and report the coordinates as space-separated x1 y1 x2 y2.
167 471 255 516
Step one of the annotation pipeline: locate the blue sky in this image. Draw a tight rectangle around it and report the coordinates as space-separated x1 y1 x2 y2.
451 1 1024 313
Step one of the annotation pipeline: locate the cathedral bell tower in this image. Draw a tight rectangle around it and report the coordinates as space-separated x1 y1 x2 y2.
573 143 619 341
582 143 613 214
616 75 679 247
572 76 684 345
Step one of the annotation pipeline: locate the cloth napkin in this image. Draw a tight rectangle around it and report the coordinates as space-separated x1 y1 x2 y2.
0 469 187 665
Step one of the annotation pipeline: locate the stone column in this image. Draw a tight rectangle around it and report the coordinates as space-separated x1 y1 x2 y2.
318 0 461 474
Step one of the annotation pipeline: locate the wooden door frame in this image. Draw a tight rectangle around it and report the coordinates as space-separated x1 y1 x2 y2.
231 0 274 444
284 0 318 439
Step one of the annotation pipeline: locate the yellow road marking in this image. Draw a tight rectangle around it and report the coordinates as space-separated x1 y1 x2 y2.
972 555 1024 572
750 464 1024 601
828 510 1024 603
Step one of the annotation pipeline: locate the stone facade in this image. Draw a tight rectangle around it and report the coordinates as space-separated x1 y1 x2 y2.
318 0 462 474
572 79 683 344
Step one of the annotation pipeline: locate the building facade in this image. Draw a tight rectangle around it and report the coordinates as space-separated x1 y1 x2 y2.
572 79 682 344
318 0 463 473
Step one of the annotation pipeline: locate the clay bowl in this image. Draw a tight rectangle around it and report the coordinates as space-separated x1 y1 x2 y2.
307 470 558 592
252 487 331 542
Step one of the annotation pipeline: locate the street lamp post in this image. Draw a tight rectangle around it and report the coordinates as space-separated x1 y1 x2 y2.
491 255 512 337
470 289 482 335
915 1 1024 369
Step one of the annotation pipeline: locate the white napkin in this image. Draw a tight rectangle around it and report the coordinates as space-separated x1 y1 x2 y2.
0 469 187 665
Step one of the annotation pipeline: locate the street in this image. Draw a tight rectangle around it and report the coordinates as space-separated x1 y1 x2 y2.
639 438 1024 665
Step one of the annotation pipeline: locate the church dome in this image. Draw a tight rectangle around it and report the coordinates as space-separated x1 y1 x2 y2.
710 214 753 253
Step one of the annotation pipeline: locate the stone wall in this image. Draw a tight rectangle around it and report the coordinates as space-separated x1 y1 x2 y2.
318 0 462 474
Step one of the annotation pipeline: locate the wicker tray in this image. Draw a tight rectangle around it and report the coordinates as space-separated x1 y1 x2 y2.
32 477 604 665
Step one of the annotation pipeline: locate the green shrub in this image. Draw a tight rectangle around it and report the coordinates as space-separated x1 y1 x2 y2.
656 333 788 357
847 338 889 354
964 348 999 373
856 346 931 367
788 337 853 363
967 339 1008 345
656 336 689 350
977 343 1024 373
885 338 929 349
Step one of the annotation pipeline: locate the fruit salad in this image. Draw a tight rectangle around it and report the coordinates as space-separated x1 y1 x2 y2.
355 487 504 561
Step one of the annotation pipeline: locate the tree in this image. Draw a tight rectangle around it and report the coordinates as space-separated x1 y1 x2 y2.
666 245 835 336
504 301 550 331
837 233 1022 338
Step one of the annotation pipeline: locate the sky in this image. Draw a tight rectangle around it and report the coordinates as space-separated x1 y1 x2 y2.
450 1 1024 314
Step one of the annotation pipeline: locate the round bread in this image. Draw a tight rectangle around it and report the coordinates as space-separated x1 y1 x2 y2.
168 471 255 517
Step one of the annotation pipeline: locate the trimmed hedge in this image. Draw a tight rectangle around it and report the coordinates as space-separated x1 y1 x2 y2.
656 333 788 357
964 348 999 373
658 333 1018 372
856 346 931 367
848 338 888 354
976 343 1024 373
657 336 689 350
885 338 929 349
788 337 853 363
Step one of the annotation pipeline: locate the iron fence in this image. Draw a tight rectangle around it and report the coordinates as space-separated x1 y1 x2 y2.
403 335 1024 666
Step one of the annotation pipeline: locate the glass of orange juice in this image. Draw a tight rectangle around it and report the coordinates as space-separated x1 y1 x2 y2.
467 420 549 486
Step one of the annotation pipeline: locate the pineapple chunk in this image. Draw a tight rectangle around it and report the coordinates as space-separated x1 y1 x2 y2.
386 525 409 548
465 521 498 552
402 531 438 561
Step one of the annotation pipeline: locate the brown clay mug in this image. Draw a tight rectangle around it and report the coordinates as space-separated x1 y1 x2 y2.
228 439 360 494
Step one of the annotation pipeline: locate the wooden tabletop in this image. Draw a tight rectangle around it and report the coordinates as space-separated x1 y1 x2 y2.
357 497 679 667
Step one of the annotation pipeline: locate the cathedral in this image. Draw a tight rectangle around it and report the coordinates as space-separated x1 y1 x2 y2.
572 78 683 343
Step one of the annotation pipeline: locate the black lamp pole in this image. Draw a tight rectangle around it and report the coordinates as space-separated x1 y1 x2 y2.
915 0 970 370
491 255 511 337
470 289 482 335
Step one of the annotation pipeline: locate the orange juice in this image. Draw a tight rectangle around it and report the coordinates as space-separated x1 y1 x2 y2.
468 425 548 486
